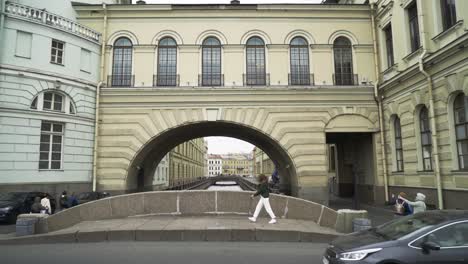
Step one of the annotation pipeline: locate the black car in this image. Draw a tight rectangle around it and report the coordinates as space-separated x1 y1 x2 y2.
323 210 468 264
0 192 56 223
76 191 110 205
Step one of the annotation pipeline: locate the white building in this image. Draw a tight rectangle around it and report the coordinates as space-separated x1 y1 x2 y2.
152 154 169 189
0 0 102 195
208 154 222 177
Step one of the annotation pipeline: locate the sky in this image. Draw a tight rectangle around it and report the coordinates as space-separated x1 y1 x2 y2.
133 0 323 4
205 137 255 154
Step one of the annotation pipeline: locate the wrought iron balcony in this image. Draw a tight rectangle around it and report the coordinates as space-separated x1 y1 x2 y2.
333 73 359 86
153 74 179 87
288 73 315 86
107 75 135 87
198 74 224 87
5 2 101 43
243 73 270 86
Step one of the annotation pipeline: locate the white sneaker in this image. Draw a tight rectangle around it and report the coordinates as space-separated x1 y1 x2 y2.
269 219 277 224
248 217 256 222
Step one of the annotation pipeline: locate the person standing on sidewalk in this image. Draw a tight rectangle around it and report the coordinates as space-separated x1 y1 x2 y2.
248 174 277 224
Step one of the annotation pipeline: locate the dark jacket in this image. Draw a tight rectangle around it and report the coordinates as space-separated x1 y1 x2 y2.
30 197 46 213
254 182 270 198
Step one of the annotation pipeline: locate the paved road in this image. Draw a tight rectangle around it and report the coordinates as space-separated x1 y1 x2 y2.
0 242 328 264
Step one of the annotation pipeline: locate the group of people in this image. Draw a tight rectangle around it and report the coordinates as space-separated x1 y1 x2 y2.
394 192 427 216
30 190 80 215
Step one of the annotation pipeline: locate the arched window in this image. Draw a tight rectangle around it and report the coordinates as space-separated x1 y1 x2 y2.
289 37 310 85
454 93 468 170
333 37 354 85
30 91 75 114
201 37 222 86
419 107 432 171
245 37 266 86
394 116 404 172
111 37 133 87
157 37 178 86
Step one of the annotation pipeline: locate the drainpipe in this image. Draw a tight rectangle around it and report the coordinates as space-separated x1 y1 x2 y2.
92 3 108 192
0 0 6 62
370 2 389 203
417 2 443 209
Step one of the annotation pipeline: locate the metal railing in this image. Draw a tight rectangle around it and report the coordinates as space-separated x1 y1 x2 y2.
288 73 315 86
243 73 270 86
198 74 224 86
333 73 359 86
5 2 101 43
153 74 179 87
107 75 135 87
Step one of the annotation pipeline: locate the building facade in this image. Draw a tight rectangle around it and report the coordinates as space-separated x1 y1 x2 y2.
208 154 223 177
168 138 207 187
253 147 275 177
221 154 252 176
0 0 101 196
374 0 468 209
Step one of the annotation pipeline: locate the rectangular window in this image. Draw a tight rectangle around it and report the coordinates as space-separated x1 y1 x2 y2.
80 48 91 73
407 2 420 53
51 39 65 65
440 0 457 31
15 31 32 59
39 121 64 170
384 24 394 68
43 92 63 112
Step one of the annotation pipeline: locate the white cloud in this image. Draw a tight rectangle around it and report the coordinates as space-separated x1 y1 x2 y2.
205 136 255 154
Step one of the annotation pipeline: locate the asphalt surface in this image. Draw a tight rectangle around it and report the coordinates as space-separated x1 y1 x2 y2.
0 242 328 264
0 223 15 235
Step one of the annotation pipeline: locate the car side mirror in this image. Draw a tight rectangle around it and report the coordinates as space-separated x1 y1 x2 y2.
421 241 441 253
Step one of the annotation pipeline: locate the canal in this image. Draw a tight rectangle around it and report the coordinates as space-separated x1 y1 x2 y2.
206 181 243 191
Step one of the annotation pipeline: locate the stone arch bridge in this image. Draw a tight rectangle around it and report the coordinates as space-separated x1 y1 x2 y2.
97 86 381 205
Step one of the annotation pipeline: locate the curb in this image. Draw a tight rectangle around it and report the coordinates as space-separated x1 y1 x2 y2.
0 229 340 245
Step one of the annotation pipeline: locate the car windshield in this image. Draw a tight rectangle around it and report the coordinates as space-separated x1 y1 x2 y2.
0 192 27 201
375 213 448 240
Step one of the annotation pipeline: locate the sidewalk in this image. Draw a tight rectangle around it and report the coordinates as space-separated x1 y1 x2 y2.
0 215 341 245
329 197 395 226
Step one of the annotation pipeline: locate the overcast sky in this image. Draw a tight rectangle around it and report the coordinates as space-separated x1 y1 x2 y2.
134 0 322 4
205 137 255 154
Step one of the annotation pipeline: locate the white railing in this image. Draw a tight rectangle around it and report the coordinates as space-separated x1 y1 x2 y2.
5 2 101 43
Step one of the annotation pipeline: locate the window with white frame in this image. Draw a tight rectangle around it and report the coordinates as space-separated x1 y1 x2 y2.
51 39 65 65
39 121 64 170
30 92 76 114
454 93 468 170
419 107 433 171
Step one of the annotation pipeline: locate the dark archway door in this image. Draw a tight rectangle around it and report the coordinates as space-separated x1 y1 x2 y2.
127 121 297 196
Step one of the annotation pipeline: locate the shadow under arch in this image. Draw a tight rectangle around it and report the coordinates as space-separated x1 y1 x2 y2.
126 121 298 196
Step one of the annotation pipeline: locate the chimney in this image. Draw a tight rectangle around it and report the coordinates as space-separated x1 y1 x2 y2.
136 0 146 4
231 0 240 4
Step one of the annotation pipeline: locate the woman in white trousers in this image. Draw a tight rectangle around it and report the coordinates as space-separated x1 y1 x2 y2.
248 174 276 224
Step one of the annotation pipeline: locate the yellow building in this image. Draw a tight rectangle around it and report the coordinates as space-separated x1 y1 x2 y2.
71 1 468 208
221 154 252 176
168 138 207 187
252 147 275 177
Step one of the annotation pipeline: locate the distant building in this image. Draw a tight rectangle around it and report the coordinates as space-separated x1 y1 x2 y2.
208 154 222 177
252 148 275 177
221 153 252 176
168 138 207 187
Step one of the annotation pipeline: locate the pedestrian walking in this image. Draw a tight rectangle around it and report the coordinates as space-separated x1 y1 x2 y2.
30 197 47 214
398 192 427 214
40 193 51 214
248 174 277 224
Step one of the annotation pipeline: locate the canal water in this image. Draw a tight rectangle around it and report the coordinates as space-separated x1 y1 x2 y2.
207 181 243 191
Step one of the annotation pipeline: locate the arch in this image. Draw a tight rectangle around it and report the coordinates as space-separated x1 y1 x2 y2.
240 29 272 45
107 30 139 45
124 121 297 196
325 114 378 132
328 30 359 45
196 29 228 45
284 29 316 45
152 30 184 45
